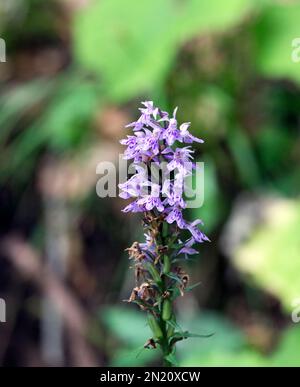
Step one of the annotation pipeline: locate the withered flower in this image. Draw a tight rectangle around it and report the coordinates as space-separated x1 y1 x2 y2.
137 282 155 301
125 241 145 262
144 338 157 349
174 267 190 296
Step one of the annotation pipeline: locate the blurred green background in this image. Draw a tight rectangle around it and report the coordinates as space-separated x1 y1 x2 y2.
0 0 300 367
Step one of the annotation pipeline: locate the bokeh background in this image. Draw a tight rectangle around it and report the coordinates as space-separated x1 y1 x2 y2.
0 0 300 367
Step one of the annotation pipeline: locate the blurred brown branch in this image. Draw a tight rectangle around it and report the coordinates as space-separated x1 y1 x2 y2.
1 236 101 366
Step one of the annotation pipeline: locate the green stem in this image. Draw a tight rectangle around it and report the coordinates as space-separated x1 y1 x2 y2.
152 221 176 366
162 341 173 367
147 262 162 287
163 254 171 274
160 254 174 366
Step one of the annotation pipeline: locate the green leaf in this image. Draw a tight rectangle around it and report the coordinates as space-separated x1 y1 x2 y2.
166 319 184 335
170 287 181 300
73 0 256 102
233 198 300 311
181 349 267 367
101 306 160 366
256 126 293 174
166 272 183 284
73 0 177 102
146 263 162 286
0 80 54 147
270 326 300 367
0 75 99 179
177 312 247 359
192 158 223 233
111 346 158 367
42 77 99 150
180 325 300 367
177 0 255 42
227 127 260 187
169 330 214 346
181 331 214 339
176 312 264 366
101 306 152 346
164 352 179 367
254 3 300 84
185 281 202 292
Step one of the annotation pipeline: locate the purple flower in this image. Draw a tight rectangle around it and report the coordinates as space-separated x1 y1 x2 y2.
140 101 159 119
177 237 198 256
122 200 145 213
119 176 144 199
121 102 210 360
160 107 181 146
120 135 140 160
119 165 149 199
126 101 160 131
120 101 208 258
138 233 157 261
137 183 164 212
186 220 210 243
179 122 204 144
177 246 198 256
165 207 186 229
139 128 161 155
163 147 194 174
162 177 186 208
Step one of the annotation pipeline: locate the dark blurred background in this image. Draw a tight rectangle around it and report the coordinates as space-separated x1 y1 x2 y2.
0 0 300 366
